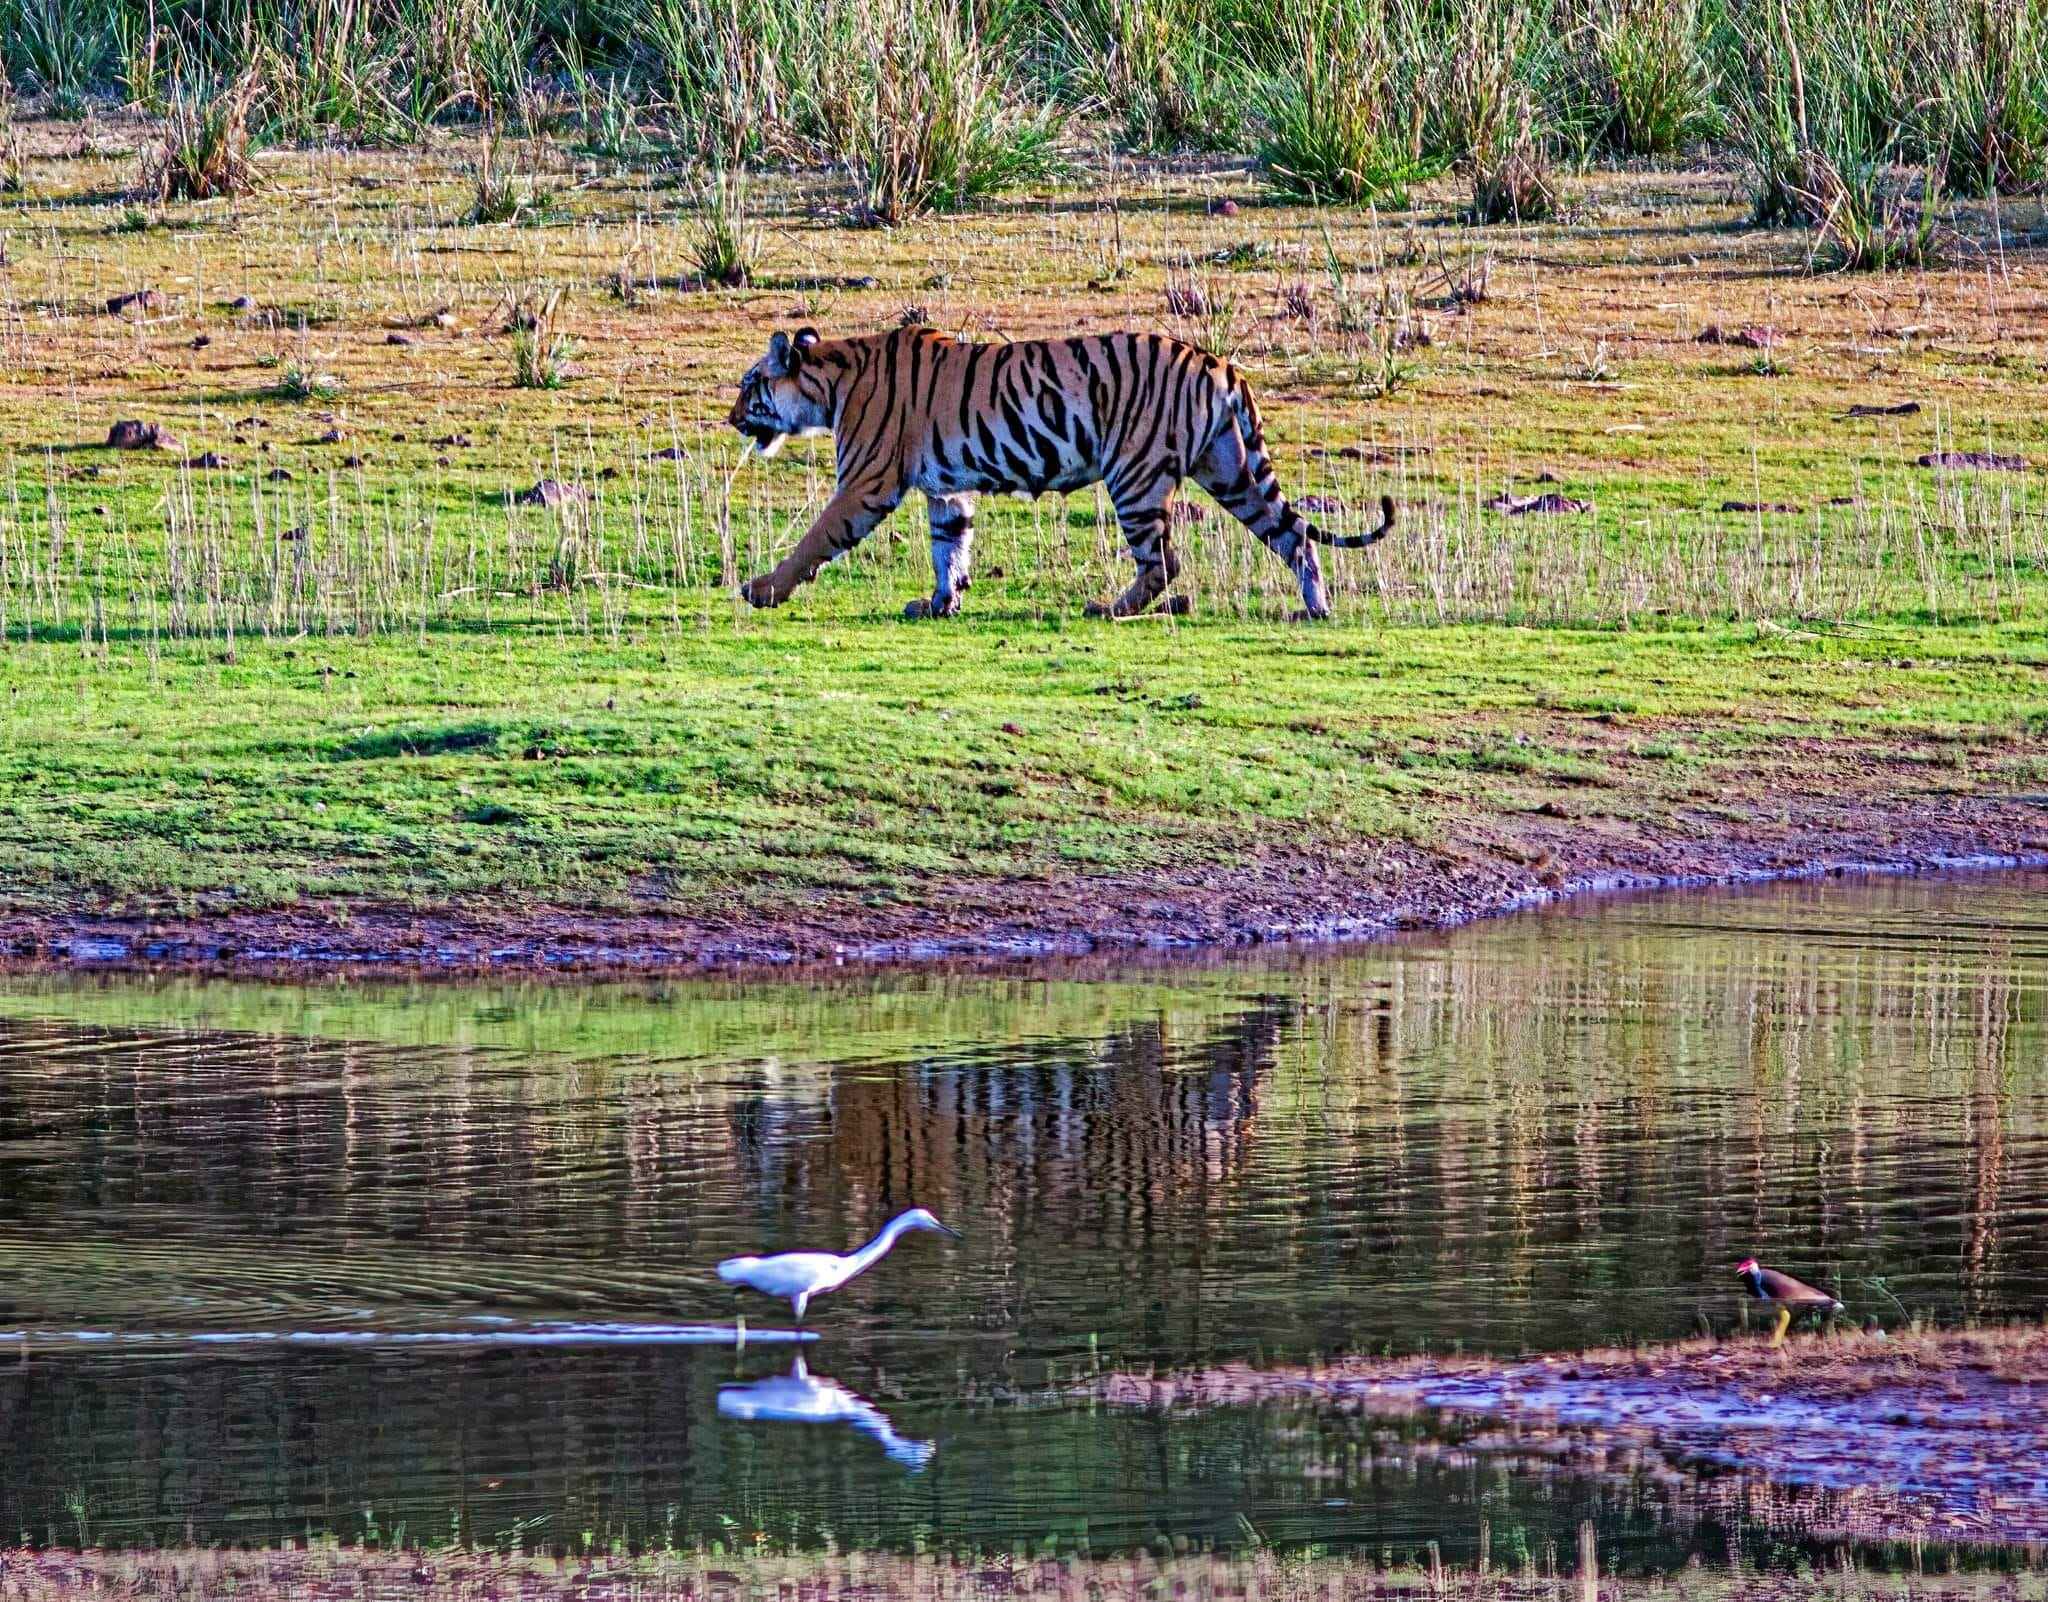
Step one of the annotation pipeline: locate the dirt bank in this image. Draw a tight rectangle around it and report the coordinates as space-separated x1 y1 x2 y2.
2 784 2044 977
1091 1326 2048 1547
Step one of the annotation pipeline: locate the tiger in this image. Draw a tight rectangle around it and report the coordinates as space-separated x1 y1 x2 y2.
726 324 1395 621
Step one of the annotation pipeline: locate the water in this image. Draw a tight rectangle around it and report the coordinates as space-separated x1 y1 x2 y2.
0 871 2042 1562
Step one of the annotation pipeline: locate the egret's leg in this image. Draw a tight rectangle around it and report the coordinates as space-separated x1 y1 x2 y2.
735 1314 747 1352
1770 1306 1791 1348
793 1291 809 1326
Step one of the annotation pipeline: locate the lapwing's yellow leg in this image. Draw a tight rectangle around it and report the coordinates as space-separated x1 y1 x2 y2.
1770 1306 1791 1348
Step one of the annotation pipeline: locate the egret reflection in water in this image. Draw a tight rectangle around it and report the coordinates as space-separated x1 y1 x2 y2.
718 1355 937 1470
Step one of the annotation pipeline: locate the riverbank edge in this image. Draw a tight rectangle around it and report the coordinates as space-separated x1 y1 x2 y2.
3 793 2044 979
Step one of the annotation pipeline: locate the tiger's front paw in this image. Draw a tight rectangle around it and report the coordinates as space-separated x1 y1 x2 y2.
741 573 783 609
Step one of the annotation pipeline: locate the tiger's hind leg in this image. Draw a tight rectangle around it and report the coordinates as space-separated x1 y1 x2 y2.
904 493 977 620
1084 487 1182 619
1193 430 1329 620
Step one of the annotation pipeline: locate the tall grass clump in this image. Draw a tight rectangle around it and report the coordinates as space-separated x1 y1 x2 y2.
1258 0 1436 204
684 168 764 285
2 0 112 114
1717 0 1945 268
1928 0 2048 196
624 0 796 164
1587 0 1719 155
140 67 263 200
1428 1 1559 222
1043 0 1250 151
506 286 575 387
814 0 1064 225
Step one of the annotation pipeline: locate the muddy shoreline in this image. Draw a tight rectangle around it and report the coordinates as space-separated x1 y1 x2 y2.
1088 1327 2048 1547
3 793 2046 979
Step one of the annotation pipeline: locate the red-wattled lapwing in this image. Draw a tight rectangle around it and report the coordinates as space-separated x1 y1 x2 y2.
1735 1258 1845 1347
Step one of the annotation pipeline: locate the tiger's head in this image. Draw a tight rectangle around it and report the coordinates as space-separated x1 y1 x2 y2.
729 327 831 458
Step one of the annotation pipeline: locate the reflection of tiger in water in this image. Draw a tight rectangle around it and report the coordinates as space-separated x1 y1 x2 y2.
727 325 1395 620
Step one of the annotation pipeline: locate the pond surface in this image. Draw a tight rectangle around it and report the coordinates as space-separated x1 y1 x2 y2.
0 871 2043 1565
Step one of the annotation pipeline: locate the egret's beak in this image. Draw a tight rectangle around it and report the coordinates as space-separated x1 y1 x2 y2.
934 1222 962 1240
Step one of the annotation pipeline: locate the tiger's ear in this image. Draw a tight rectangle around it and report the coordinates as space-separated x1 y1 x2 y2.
794 327 820 352
765 330 794 375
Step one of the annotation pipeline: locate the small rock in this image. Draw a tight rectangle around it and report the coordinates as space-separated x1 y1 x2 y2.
385 331 414 346
280 526 306 542
105 289 165 316
236 416 269 429
1720 499 1803 513
229 294 256 311
650 445 688 460
183 451 230 469
106 419 176 450
1917 450 2027 472
342 454 365 468
190 334 211 350
845 275 879 290
1844 400 1921 418
1534 801 1572 819
1487 491 1591 516
431 309 457 329
1696 324 1778 348
1000 722 1024 737
515 478 589 508
1207 197 1240 217
314 428 345 444
431 433 473 448
265 467 294 481
1297 494 1348 515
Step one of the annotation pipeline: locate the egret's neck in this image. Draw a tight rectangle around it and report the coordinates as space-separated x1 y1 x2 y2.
845 1212 922 1276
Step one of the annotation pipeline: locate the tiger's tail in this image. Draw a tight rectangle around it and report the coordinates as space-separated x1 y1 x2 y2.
1227 378 1396 549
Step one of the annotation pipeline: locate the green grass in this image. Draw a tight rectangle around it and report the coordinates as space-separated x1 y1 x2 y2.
2 609 2042 917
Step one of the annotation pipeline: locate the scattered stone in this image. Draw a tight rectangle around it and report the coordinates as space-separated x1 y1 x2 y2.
105 289 165 316
431 433 473 448
183 451 230 469
1844 400 1921 418
1206 197 1240 217
1487 490 1591 515
515 478 589 508
236 416 269 429
650 445 688 460
1532 469 1562 484
846 275 879 290
385 331 414 346
1000 722 1024 737
280 526 307 542
897 304 929 327
1917 450 2027 472
229 294 257 311
314 428 345 445
1533 800 1572 818
190 334 211 350
106 419 176 450
1297 494 1348 515
265 467 294 481
1169 501 1208 523
430 308 457 329
1721 499 1804 513
1696 324 1779 348
342 454 366 468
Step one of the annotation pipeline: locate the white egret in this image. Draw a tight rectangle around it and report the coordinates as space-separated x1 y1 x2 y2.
716 1208 960 1323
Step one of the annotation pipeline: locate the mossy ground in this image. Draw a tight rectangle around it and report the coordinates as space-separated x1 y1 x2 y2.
3 119 2046 944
